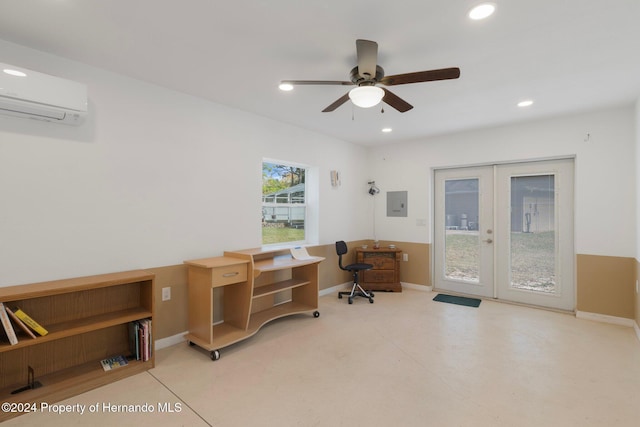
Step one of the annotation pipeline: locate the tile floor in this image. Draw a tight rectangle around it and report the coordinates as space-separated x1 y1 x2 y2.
4 289 640 426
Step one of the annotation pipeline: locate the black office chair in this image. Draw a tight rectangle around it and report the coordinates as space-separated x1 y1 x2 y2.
336 241 374 304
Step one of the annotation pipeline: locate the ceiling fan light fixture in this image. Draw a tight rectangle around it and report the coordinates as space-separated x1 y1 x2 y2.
349 86 384 108
469 3 496 20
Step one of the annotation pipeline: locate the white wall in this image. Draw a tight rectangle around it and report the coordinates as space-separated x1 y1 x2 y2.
2 39 635 287
636 97 640 261
0 40 371 286
369 106 637 257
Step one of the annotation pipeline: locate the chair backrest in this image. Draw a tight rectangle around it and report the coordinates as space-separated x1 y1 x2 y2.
335 241 348 271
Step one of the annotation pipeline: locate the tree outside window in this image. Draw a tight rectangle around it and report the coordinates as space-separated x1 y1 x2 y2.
262 162 307 245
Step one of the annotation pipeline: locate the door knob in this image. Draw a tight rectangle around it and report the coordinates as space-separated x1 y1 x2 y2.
483 238 493 243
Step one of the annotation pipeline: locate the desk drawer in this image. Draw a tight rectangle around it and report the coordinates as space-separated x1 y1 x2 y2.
211 264 248 287
363 270 395 283
363 256 396 270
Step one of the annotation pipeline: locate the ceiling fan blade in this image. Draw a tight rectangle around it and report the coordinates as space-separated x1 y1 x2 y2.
356 39 378 80
281 80 353 86
322 93 351 112
380 67 461 86
382 89 413 113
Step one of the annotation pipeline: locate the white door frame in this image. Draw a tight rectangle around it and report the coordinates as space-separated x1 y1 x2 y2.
432 158 575 311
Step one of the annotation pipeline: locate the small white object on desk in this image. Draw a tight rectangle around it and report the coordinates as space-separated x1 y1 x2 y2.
290 246 313 260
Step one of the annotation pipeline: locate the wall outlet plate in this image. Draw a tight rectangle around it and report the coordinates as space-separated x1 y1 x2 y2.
162 287 171 301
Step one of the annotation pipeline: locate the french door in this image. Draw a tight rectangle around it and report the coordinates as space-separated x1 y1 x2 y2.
433 159 574 311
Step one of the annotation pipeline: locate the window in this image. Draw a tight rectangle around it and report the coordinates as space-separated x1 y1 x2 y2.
262 161 307 245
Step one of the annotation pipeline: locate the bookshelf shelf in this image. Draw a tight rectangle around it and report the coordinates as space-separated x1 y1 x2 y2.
0 270 155 422
184 248 323 361
247 301 316 334
0 307 152 353
253 278 310 298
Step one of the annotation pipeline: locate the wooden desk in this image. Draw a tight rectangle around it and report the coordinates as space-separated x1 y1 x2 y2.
185 248 324 360
356 247 402 292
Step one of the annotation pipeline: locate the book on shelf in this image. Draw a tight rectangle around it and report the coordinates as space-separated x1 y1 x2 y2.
129 319 152 362
100 355 129 371
0 302 19 345
128 321 140 360
12 307 48 336
5 306 37 339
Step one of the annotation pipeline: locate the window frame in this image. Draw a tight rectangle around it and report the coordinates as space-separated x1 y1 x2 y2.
262 159 316 248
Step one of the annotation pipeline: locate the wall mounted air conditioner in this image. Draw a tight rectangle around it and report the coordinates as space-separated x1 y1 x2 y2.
0 63 87 125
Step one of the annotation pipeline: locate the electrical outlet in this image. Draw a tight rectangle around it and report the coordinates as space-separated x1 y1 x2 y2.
162 287 171 301
403 253 409 262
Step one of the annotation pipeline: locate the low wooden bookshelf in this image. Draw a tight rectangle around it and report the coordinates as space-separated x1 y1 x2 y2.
184 247 323 360
0 270 155 422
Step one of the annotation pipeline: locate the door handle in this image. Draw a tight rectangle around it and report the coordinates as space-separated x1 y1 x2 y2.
483 238 493 243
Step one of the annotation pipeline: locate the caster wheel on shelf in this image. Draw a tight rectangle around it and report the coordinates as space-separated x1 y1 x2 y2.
313 311 320 318
210 350 221 361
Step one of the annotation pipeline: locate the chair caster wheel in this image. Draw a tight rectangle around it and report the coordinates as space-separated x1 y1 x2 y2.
348 297 353 304
210 350 221 361
369 292 375 297
313 311 320 318
369 298 374 303
338 293 343 299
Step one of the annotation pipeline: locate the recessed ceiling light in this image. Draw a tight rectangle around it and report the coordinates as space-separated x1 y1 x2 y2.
278 82 294 91
469 3 496 20
3 68 27 77
382 127 393 133
517 100 534 107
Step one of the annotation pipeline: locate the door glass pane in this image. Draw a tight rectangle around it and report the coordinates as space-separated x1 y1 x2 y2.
444 179 480 283
510 175 555 293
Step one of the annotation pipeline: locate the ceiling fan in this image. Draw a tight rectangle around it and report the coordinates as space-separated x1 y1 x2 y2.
280 39 460 113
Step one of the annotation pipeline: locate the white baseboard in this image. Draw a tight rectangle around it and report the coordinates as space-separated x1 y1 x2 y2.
155 331 188 350
320 282 433 296
575 311 635 327
401 282 433 292
319 282 350 296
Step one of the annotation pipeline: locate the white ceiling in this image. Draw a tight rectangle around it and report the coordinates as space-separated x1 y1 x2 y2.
1 0 639 146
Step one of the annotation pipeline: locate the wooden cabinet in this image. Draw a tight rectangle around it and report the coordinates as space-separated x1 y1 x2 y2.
185 247 324 360
356 247 402 292
0 270 155 422
183 256 251 360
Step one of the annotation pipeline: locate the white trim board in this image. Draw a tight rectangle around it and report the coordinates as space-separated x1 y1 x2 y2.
156 332 188 350
575 311 635 327
320 281 431 296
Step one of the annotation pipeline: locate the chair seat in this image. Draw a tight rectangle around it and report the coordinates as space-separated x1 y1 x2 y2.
345 263 373 272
